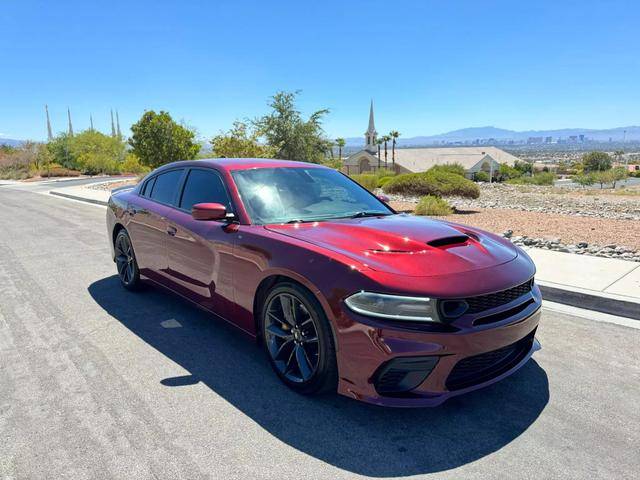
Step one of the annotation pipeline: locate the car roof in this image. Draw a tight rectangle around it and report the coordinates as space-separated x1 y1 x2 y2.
152 158 328 173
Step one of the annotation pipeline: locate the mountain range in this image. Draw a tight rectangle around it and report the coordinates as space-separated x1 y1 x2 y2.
344 125 640 147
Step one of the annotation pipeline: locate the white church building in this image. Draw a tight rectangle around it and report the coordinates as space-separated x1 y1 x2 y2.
344 103 520 179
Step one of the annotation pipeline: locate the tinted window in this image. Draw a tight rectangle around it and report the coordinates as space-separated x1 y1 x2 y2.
179 169 231 210
141 177 155 197
149 169 183 205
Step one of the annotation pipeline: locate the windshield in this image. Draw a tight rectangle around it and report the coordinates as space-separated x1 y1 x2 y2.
231 167 393 224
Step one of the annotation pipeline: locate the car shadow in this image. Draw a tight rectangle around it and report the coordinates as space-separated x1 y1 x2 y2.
88 275 549 477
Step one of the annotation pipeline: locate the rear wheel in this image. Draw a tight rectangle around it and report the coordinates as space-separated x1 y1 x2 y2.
262 283 338 394
114 229 141 290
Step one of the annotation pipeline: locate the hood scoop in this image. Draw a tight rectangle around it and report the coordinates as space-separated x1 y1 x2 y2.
427 235 470 248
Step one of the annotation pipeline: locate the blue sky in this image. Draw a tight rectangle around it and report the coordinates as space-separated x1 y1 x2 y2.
1 0 639 141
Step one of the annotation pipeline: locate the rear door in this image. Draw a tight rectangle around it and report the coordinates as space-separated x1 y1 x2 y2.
126 168 185 284
164 167 237 319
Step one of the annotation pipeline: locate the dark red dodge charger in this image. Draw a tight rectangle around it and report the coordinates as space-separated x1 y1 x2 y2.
106 158 541 407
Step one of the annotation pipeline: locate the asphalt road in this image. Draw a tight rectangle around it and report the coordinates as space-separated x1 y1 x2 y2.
1 186 639 480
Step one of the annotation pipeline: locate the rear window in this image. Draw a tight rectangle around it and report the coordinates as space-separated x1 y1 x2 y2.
179 169 231 211
149 169 183 205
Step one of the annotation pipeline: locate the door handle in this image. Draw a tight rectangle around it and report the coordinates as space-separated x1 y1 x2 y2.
167 226 177 236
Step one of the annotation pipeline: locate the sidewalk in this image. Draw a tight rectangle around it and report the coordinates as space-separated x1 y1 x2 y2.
48 182 640 319
525 248 640 319
49 182 116 205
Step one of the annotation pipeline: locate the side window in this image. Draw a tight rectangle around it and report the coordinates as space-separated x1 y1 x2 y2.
179 169 231 211
141 177 156 197
149 169 184 205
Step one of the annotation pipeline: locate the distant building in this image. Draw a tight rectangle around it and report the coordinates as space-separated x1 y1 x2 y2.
527 136 543 144
344 104 521 178
545 136 553 143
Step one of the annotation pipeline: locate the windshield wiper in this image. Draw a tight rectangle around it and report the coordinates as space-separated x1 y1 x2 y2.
349 211 391 219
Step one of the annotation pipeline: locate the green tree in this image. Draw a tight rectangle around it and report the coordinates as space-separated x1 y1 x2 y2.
253 91 331 163
335 137 346 161
129 110 200 168
389 130 400 166
47 133 74 168
592 170 614 188
381 134 391 168
611 166 629 188
497 163 521 182
376 138 383 168
582 151 612 172
514 160 533 176
69 130 127 174
210 121 276 158
573 173 595 188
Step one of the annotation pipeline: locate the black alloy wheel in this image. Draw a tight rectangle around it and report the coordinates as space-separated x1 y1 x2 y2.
114 229 141 290
262 283 337 394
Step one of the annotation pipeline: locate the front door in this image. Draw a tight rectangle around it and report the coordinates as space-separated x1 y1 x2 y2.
164 168 237 320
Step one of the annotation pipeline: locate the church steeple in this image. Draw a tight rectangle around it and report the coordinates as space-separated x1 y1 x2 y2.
116 110 122 139
45 105 53 141
110 109 116 137
364 100 377 153
67 108 74 137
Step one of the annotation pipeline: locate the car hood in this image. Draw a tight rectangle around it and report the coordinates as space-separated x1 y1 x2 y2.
265 214 518 277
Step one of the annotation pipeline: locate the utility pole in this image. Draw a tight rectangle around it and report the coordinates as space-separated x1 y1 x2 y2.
90 114 94 131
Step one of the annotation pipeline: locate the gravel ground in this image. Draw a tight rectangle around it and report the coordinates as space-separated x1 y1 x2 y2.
388 202 640 252
89 178 138 191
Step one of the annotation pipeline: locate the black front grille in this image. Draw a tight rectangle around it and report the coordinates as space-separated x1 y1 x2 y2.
464 279 534 314
445 329 536 391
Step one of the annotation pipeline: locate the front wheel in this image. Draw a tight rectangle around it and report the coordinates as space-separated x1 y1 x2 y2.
262 283 338 395
114 229 141 290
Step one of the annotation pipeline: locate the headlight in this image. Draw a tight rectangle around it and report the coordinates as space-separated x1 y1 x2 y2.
345 291 441 322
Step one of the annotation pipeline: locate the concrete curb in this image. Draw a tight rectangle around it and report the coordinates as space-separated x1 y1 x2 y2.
50 190 108 206
539 283 640 321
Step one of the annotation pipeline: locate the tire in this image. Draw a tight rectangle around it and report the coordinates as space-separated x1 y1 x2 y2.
114 229 141 291
261 282 338 395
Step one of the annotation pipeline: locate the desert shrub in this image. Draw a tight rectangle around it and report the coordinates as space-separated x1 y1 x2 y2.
429 163 466 177
383 169 480 198
121 153 149 174
474 171 489 182
373 168 396 178
40 166 81 177
497 163 521 181
414 195 453 216
377 176 394 188
350 173 378 191
506 172 556 186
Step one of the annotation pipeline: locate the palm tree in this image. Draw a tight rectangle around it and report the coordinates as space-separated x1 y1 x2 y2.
390 130 400 166
614 149 626 167
335 138 346 161
381 135 391 168
376 138 383 168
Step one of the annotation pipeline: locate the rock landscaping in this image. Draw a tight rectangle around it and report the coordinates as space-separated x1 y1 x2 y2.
502 230 640 263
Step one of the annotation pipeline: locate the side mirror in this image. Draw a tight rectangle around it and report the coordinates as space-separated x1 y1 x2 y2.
192 203 227 221
376 194 390 203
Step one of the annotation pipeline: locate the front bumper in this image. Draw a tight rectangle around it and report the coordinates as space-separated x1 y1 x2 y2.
334 286 542 407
